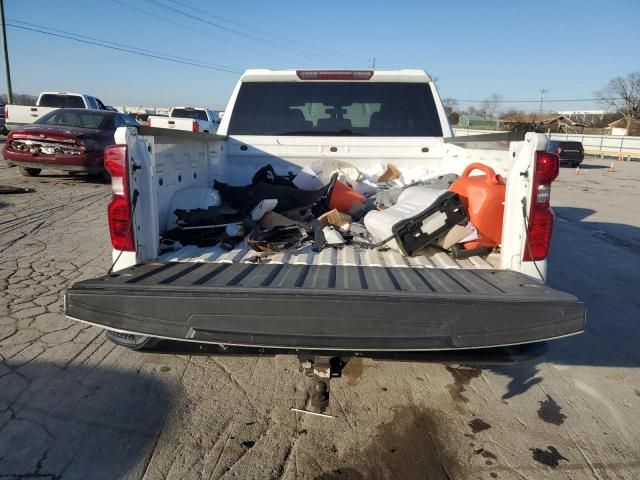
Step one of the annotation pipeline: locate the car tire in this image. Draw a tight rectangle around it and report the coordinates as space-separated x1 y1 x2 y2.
106 330 161 350
17 166 41 177
101 170 112 184
571 161 581 168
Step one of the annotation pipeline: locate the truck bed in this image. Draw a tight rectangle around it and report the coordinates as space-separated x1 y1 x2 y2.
159 244 500 269
65 260 585 351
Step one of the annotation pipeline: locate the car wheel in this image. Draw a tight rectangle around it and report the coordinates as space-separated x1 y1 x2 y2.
101 170 112 184
571 161 581 168
17 166 41 177
106 330 161 350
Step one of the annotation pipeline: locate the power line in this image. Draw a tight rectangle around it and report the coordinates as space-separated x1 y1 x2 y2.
170 0 362 64
6 22 242 73
140 0 351 66
8 18 242 72
452 97 623 103
110 0 304 66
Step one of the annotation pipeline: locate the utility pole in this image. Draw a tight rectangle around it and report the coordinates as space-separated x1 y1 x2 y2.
0 0 12 104
537 88 547 124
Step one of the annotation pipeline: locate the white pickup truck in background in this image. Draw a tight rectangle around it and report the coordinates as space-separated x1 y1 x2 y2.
148 106 220 133
4 92 109 131
65 69 585 356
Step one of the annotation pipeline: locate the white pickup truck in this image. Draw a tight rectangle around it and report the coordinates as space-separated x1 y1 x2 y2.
4 92 109 131
65 69 585 356
148 106 220 133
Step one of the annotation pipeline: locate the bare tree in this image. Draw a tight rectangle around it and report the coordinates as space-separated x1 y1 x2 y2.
479 94 503 120
0 93 37 105
596 72 640 132
441 98 459 124
442 97 458 114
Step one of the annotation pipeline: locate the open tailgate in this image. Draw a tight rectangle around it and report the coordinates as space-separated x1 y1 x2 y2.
65 262 585 351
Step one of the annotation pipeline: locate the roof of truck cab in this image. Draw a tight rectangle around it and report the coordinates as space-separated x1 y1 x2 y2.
240 69 431 83
39 92 88 96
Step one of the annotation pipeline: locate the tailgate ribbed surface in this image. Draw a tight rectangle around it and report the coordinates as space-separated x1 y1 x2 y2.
90 262 559 300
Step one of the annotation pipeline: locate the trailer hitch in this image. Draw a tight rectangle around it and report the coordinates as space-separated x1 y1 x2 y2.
298 356 346 412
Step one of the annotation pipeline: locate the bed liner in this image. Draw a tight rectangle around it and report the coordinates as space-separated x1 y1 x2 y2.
159 243 501 269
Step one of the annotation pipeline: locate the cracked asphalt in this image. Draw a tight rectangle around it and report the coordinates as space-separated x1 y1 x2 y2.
1 154 640 479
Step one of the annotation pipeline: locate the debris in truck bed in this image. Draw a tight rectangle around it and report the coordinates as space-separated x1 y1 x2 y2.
449 163 505 250
322 226 346 246
317 209 351 230
364 186 468 256
374 173 459 209
161 165 497 261
259 211 303 228
377 163 402 182
214 178 330 214
328 180 366 215
247 225 308 253
438 224 475 250
250 199 278 221
164 227 226 247
174 205 244 228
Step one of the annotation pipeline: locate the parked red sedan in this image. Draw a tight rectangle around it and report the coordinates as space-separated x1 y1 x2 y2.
2 109 139 178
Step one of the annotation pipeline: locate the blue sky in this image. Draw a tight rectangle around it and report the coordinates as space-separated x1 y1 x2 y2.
2 0 639 112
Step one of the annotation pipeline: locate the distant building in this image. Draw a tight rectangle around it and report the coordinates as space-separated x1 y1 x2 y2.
458 114 498 128
606 118 640 136
500 113 585 133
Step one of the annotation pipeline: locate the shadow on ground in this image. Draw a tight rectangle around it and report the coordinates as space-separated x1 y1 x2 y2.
0 360 173 479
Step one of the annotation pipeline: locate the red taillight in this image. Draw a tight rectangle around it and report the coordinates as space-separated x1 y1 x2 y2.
296 70 374 80
192 121 200 132
107 196 135 251
524 207 554 261
523 151 558 261
105 145 128 182
535 151 559 185
104 145 135 251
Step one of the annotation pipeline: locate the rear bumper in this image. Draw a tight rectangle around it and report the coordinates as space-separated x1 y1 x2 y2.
559 154 584 165
65 262 586 351
2 149 104 173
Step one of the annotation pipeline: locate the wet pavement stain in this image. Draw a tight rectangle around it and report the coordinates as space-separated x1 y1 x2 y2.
314 406 466 480
490 473 498 478
445 366 482 403
537 394 567 426
342 358 376 386
241 440 255 449
468 418 492 433
530 446 568 468
635 389 640 397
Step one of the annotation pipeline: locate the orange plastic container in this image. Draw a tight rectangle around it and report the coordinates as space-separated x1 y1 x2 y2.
449 163 505 249
329 180 366 214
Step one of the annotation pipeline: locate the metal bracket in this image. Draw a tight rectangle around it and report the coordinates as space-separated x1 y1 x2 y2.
298 356 346 412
